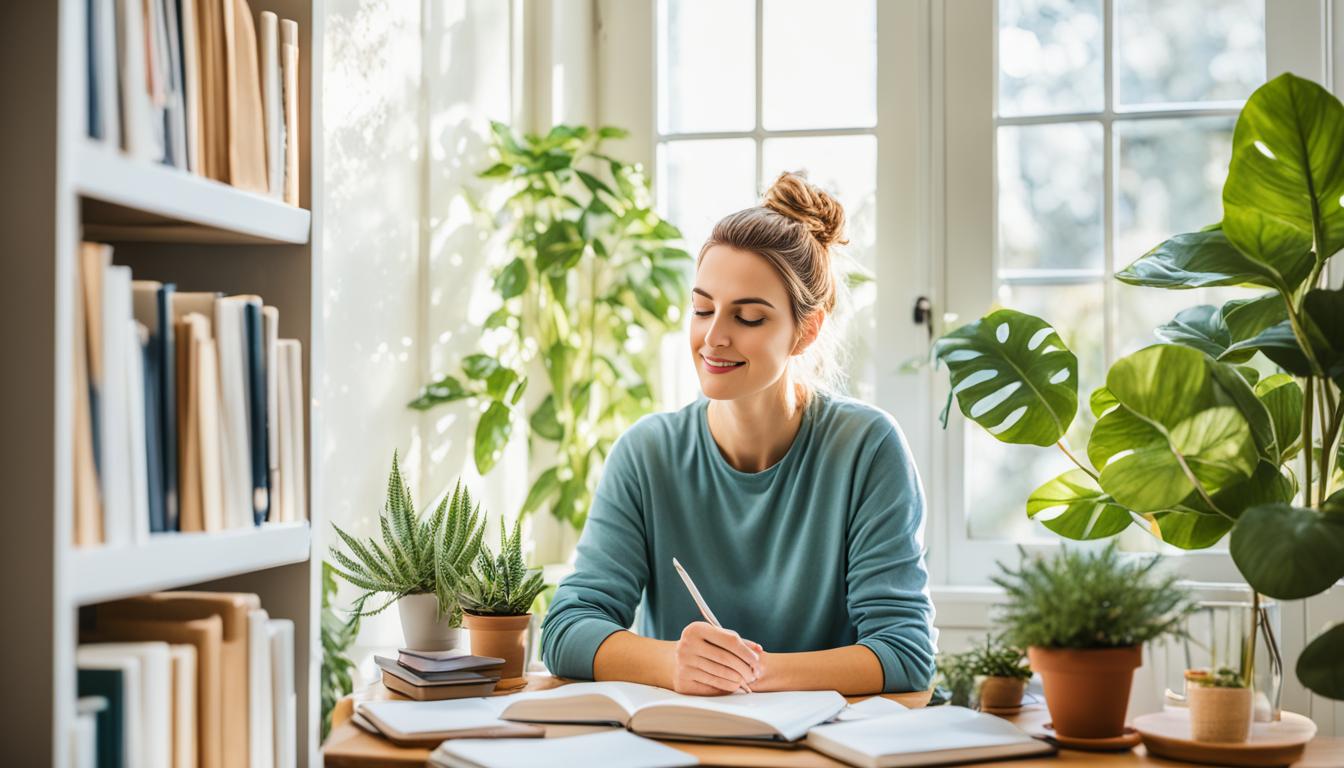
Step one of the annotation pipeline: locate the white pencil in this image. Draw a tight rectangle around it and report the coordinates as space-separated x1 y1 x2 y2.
672 557 752 693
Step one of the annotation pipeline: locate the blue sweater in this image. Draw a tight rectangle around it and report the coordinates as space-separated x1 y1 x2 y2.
540 393 937 692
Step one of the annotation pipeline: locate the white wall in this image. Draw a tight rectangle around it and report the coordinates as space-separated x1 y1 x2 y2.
322 0 520 656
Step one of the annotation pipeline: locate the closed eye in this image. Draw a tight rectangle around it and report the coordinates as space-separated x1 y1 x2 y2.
693 309 764 327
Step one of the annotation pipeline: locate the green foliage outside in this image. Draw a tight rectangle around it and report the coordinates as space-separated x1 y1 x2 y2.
327 452 486 623
933 73 1344 699
459 516 548 616
319 562 359 740
410 123 691 530
992 543 1195 650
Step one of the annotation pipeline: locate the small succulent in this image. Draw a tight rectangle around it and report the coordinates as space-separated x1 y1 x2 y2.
459 516 547 616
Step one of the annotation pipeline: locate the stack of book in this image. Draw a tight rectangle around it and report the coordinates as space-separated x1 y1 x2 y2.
76 591 296 768
72 242 307 548
85 0 303 204
374 649 506 702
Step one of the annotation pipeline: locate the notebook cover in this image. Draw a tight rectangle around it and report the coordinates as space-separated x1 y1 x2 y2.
380 670 500 702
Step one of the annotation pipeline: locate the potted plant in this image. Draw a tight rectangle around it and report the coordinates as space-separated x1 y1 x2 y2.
459 516 548 679
327 451 486 651
1185 667 1253 743
933 72 1344 704
993 543 1194 740
966 635 1032 711
935 650 977 708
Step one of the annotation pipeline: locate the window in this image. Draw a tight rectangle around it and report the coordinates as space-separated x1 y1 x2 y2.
942 0 1291 580
654 0 880 405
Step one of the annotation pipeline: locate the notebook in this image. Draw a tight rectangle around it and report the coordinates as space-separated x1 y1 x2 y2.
397 648 506 675
497 681 845 743
429 729 698 768
376 657 501 701
356 699 543 746
804 706 1054 767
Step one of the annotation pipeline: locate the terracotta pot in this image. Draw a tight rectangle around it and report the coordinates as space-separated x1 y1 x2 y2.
979 676 1027 710
397 593 461 652
464 612 531 679
1028 645 1142 739
1188 685 1253 743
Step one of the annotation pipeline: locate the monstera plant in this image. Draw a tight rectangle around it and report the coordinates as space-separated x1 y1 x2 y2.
933 73 1344 700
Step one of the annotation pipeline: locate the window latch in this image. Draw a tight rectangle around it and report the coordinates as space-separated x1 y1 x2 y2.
913 296 933 341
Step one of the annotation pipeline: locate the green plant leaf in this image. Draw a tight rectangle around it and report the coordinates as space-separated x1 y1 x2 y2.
932 309 1079 446
1297 623 1344 699
483 307 513 330
1254 373 1303 456
1149 510 1234 549
651 220 682 240
1116 228 1309 293
1089 386 1119 418
1223 73 1344 267
1230 503 1344 599
535 220 584 274
485 367 518 401
1221 320 1312 375
1087 345 1258 512
463 354 501 381
474 401 513 474
494 258 529 299
479 162 512 179
1027 469 1131 540
529 394 563 441
575 169 614 197
1302 287 1344 385
1155 304 1247 361
1221 292 1286 341
522 467 561 514
409 375 471 410
598 126 629 139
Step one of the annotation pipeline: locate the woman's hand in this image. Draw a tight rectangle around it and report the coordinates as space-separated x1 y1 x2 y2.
671 621 765 695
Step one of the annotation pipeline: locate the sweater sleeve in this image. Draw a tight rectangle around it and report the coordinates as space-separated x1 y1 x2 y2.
540 426 650 680
847 425 937 692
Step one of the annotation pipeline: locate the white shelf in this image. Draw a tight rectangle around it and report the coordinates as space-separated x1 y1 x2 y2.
75 141 311 244
70 523 312 605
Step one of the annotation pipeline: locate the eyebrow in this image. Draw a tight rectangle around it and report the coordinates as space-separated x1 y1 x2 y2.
692 288 775 309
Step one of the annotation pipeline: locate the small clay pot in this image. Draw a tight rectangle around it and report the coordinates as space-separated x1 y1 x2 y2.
1028 645 1142 740
463 612 531 679
1188 685 1253 743
979 676 1027 710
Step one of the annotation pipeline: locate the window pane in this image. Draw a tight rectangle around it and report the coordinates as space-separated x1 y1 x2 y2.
658 0 755 133
656 139 757 254
998 0 1104 117
762 135 878 400
1115 0 1265 107
761 136 877 268
1113 116 1255 358
998 123 1104 272
762 0 876 129
967 281 1104 540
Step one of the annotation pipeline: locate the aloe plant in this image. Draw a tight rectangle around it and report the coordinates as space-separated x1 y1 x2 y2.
934 73 1344 699
459 516 547 616
327 451 486 622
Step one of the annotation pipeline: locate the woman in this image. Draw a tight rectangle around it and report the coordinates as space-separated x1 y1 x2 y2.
540 172 936 695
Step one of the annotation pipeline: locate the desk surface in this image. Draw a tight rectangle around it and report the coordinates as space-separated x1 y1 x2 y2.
321 676 1344 768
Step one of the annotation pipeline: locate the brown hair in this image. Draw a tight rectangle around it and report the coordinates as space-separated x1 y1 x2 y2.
698 171 849 401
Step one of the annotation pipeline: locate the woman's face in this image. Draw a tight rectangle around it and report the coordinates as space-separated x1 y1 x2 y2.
689 244 798 402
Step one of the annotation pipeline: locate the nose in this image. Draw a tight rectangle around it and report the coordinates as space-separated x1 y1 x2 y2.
704 310 730 349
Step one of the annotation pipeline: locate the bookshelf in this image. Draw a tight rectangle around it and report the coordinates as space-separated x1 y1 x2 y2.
0 1 324 765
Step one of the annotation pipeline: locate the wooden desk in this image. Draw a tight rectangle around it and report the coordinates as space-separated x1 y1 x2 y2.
321 676 1344 767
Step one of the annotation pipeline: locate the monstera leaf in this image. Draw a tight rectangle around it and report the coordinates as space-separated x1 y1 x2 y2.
1230 503 1344 599
1117 227 1312 294
1223 73 1344 268
933 309 1078 447
1087 345 1258 512
1027 469 1132 540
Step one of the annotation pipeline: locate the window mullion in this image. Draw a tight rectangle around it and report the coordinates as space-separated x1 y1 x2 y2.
1102 0 1116 372
754 0 764 193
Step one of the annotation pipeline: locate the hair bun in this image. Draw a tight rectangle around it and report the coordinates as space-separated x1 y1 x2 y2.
762 171 848 249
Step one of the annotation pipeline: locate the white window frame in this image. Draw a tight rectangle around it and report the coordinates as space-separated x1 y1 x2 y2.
596 0 1344 588
938 0 1341 585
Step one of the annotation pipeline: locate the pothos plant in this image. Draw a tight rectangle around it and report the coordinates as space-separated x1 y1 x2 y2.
933 73 1344 700
410 123 690 529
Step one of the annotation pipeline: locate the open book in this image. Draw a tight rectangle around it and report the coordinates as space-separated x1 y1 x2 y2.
805 706 1054 767
497 681 845 743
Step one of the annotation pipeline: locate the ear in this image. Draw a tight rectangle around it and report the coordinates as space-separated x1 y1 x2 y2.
792 312 825 355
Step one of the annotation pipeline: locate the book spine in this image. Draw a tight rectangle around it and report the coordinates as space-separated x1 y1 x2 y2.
142 330 167 533
244 303 269 526
159 284 179 531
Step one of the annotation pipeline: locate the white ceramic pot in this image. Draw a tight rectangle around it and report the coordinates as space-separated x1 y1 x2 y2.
397 593 461 651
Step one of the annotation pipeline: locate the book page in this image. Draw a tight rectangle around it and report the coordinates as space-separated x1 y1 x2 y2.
497 681 682 725
631 690 846 741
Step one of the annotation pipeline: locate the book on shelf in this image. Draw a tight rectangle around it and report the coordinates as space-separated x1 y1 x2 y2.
74 695 109 768
169 644 198 768
77 642 172 768
76 667 126 768
84 0 304 200
73 244 307 548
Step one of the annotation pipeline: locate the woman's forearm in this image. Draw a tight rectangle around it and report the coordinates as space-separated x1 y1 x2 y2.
754 644 885 695
592 630 678 688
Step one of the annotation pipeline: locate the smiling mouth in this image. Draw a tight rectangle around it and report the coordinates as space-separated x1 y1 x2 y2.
702 355 745 369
